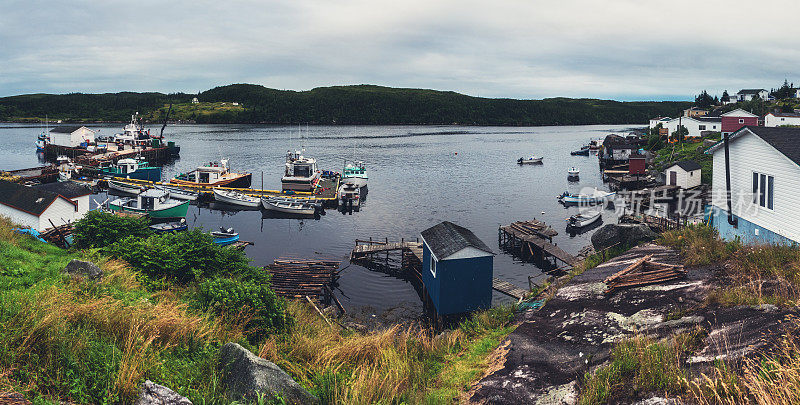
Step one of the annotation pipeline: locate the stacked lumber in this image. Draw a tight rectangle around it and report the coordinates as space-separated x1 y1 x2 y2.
40 223 74 248
604 255 686 294
265 259 340 299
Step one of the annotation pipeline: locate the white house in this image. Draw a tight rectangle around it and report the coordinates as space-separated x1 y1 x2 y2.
663 116 721 138
49 126 96 148
764 112 800 127
736 89 769 102
32 181 92 218
191 97 199 104
705 126 800 244
664 160 702 189
649 117 671 130
0 181 81 232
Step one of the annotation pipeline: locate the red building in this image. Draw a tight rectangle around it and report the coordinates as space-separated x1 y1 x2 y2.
629 153 647 175
721 108 759 135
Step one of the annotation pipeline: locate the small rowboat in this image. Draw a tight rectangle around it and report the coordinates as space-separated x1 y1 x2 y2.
517 156 543 164
156 185 198 201
261 197 318 215
558 189 615 205
566 210 602 228
211 227 240 246
568 167 580 176
213 189 260 208
108 179 144 194
149 220 188 233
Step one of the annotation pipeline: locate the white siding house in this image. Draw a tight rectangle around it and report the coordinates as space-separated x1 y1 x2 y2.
49 126 96 148
706 127 800 244
0 181 80 232
32 181 92 218
664 160 702 189
764 112 800 127
663 116 721 138
736 89 769 102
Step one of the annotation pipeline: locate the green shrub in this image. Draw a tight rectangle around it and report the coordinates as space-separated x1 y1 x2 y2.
198 275 287 339
73 211 152 249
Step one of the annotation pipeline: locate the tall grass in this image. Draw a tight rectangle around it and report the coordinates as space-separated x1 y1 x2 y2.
658 224 739 266
259 302 515 404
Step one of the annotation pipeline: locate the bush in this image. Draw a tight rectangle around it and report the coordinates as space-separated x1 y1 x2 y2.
198 276 287 339
73 211 152 249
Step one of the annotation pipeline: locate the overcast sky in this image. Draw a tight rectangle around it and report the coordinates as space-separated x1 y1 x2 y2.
2 0 799 100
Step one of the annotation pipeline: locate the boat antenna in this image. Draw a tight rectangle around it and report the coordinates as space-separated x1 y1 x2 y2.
160 103 172 139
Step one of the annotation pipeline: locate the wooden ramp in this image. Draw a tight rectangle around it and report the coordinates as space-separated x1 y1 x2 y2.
351 239 423 260
500 221 577 266
492 278 528 300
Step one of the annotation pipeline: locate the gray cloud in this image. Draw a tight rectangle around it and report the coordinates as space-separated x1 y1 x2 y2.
2 0 800 100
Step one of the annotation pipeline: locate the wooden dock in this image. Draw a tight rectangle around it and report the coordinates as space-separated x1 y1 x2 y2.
499 220 577 267
350 239 423 260
492 278 528 300
264 259 340 300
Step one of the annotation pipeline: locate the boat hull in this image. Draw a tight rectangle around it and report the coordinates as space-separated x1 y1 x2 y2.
108 180 143 194
213 235 240 246
170 172 252 189
109 200 189 218
213 189 260 208
262 199 317 215
342 176 367 188
101 167 162 182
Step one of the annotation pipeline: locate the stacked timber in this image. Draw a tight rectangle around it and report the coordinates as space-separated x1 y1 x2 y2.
604 254 686 294
265 259 340 300
40 223 74 248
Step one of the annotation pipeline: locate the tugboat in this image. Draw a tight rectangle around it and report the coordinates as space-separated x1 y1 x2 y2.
99 158 162 182
281 150 320 192
342 160 368 188
170 159 252 188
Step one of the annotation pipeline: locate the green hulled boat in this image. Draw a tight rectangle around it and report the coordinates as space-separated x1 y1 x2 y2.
109 188 189 218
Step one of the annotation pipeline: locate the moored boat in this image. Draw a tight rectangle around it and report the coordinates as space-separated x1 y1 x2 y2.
99 158 162 182
108 179 144 194
261 197 319 215
568 167 580 176
558 189 615 205
171 159 252 188
212 188 260 208
282 150 321 191
566 210 602 228
149 219 188 233
211 227 239 246
342 160 368 188
155 185 198 201
109 189 189 218
338 181 361 210
517 156 543 164
570 148 590 156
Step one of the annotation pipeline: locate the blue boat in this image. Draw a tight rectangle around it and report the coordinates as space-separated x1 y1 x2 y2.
99 158 162 182
211 227 239 246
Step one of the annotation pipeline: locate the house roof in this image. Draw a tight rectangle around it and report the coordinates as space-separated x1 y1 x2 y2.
705 126 800 166
0 181 73 217
766 112 800 118
613 144 638 150
49 126 84 134
666 160 702 172
421 221 493 261
721 108 758 118
737 89 766 95
32 181 91 199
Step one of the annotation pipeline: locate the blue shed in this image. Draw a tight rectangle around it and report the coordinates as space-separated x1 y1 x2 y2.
420 221 494 316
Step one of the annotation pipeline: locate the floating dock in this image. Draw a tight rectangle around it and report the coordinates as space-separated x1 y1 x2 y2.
264 259 341 300
492 278 528 300
498 219 577 267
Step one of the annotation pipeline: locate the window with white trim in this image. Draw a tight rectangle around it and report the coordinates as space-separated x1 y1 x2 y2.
752 172 774 210
429 255 437 277
699 125 706 130
739 119 745 124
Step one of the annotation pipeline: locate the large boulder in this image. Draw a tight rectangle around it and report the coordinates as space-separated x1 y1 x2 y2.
591 223 657 251
218 343 318 404
134 381 192 405
62 259 103 280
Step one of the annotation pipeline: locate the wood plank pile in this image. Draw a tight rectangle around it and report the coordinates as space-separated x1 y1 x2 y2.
40 223 74 248
265 259 340 299
604 254 686 295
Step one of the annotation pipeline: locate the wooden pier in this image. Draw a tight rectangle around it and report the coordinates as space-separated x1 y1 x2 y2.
492 278 528 300
498 219 577 267
264 259 341 300
44 143 174 166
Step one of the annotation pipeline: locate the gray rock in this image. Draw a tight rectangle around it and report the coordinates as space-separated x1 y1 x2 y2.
591 224 657 251
219 343 318 404
62 259 103 280
134 380 192 405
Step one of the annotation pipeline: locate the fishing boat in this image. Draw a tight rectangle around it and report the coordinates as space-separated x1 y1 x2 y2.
35 118 50 152
211 227 239 246
282 150 321 191
212 189 260 208
261 197 318 215
342 160 368 188
109 189 190 218
149 220 188 233
98 158 162 182
566 210 602 228
113 113 151 146
154 185 198 201
568 167 580 176
558 189 616 205
108 179 144 194
570 148 590 156
171 159 252 188
517 156 543 164
338 182 361 209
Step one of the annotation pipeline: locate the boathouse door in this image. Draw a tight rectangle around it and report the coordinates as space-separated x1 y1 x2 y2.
669 171 677 186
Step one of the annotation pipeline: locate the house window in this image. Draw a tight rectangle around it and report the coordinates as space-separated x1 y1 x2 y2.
782 118 785 121
713 125 717 129
699 125 706 130
429 255 437 277
739 119 745 124
752 172 774 210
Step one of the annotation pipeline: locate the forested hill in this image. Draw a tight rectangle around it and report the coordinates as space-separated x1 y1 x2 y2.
0 84 691 125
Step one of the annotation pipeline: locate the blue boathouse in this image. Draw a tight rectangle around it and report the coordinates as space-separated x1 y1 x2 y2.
420 221 494 316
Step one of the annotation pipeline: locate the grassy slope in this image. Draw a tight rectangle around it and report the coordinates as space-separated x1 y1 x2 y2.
0 216 517 404
652 135 717 184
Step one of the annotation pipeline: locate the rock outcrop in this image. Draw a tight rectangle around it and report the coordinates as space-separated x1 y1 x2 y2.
218 343 318 404
591 223 657 251
134 381 192 405
62 259 103 280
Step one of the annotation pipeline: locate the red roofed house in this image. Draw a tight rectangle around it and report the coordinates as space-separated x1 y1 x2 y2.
721 108 759 136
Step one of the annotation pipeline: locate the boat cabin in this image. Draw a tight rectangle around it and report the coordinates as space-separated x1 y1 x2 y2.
189 160 230 184
344 162 365 177
282 151 320 191
420 221 494 316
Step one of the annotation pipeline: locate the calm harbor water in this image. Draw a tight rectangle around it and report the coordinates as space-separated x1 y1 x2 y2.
0 123 636 321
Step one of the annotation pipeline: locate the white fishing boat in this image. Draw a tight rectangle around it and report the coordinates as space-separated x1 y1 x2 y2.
155 185 198 201
338 182 361 209
342 160 368 188
566 210 602 228
108 179 144 194
261 197 318 215
212 189 260 208
281 150 321 191
568 167 580 176
558 189 616 205
517 156 543 164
